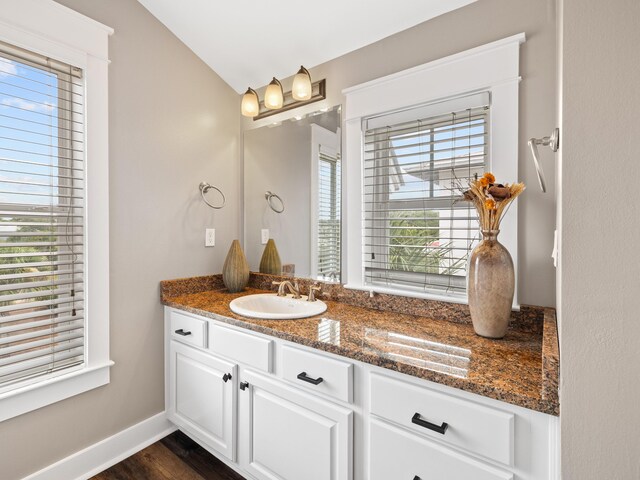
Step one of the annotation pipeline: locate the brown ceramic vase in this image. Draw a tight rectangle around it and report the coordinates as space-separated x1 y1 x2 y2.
222 240 250 293
467 230 514 339
259 239 282 275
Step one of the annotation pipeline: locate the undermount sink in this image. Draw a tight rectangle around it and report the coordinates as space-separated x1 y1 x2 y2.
229 293 327 320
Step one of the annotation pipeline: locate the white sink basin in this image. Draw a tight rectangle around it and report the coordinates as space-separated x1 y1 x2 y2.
229 293 327 320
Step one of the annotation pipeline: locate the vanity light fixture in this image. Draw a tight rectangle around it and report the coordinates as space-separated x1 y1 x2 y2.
241 87 260 117
291 65 312 101
241 67 327 120
264 77 284 110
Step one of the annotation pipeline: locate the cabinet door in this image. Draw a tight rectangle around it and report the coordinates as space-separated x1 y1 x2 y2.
168 340 236 461
240 369 352 480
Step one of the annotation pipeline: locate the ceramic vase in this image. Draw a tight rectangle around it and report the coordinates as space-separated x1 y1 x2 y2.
259 239 282 275
222 240 249 293
467 230 514 339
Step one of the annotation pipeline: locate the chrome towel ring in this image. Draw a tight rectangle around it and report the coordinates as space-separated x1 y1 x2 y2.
199 182 226 209
265 191 284 213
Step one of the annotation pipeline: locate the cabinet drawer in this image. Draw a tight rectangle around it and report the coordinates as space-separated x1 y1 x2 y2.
170 310 207 348
209 324 273 372
282 346 353 403
370 419 512 480
370 373 514 465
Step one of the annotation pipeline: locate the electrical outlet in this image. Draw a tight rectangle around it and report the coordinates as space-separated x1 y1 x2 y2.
205 228 215 247
261 229 269 244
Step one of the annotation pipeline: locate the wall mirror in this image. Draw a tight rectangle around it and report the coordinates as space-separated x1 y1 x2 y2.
243 105 342 282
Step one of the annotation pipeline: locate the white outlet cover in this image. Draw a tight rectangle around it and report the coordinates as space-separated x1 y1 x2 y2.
261 229 269 244
205 228 215 247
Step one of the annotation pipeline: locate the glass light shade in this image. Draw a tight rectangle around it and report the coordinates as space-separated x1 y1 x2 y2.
292 66 312 101
264 78 284 110
241 88 260 117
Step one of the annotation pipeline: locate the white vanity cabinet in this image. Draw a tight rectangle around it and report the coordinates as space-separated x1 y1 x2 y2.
164 307 559 480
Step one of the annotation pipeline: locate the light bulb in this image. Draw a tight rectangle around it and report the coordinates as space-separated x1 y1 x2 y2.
264 77 284 109
241 87 259 117
292 66 312 101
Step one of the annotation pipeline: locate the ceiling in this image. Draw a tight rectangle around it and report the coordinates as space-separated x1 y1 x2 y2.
136 0 476 94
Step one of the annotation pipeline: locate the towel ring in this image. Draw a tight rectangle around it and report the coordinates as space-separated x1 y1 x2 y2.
265 191 284 213
199 182 226 209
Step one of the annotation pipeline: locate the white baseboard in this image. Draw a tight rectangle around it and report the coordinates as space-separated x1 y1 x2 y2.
22 412 176 480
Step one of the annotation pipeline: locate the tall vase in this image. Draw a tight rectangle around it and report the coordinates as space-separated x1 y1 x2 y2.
259 239 282 275
468 230 514 339
222 240 250 293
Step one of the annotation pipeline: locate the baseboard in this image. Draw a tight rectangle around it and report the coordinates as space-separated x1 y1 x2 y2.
22 412 176 480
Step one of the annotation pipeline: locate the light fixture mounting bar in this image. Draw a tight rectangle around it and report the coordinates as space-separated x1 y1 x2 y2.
253 79 326 121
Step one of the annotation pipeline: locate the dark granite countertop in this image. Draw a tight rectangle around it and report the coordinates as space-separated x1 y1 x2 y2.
161 274 559 416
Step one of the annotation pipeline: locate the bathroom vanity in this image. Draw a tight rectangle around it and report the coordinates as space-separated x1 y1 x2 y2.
161 274 559 480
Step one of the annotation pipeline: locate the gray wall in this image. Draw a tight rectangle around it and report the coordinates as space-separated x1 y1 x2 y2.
559 0 640 477
244 0 558 308
0 1 240 478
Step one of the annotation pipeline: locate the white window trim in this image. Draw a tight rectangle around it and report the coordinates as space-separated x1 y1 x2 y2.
0 0 113 422
342 33 525 305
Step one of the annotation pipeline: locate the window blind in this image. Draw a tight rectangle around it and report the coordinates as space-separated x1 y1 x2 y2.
0 41 85 392
362 93 489 297
317 149 341 281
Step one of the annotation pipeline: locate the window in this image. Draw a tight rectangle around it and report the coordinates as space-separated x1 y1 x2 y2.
0 0 111 422
0 41 86 393
363 93 489 297
343 34 523 303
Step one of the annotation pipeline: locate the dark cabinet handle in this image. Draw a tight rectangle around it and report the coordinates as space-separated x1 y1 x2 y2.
239 381 249 391
411 412 448 435
297 372 324 385
174 329 192 336
222 373 232 383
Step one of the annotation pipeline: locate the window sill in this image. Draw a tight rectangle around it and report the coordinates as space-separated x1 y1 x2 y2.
0 361 114 423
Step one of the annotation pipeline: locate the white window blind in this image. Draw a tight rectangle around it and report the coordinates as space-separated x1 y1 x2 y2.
0 41 85 392
362 93 489 297
317 149 341 281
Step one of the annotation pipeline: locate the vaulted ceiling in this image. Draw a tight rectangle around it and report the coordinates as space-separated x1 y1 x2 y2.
137 0 476 93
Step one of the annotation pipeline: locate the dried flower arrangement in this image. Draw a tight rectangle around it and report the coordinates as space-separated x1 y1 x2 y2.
462 172 525 231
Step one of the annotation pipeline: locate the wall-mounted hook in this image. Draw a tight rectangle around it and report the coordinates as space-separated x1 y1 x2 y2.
528 128 559 193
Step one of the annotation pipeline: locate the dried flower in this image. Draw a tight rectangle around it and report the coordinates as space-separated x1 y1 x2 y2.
483 172 496 183
459 172 525 231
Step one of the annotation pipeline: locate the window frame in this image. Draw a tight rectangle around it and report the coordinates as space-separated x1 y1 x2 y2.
343 33 524 305
0 0 112 422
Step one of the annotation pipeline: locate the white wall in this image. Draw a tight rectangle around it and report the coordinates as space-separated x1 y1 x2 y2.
243 0 558 308
0 1 240 478
559 0 640 477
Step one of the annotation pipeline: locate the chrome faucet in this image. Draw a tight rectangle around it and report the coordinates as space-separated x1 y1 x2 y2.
272 280 301 299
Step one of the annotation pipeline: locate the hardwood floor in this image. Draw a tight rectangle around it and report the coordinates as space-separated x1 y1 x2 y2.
91 431 245 480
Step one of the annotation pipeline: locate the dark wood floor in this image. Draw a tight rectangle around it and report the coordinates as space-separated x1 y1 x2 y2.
91 431 245 480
